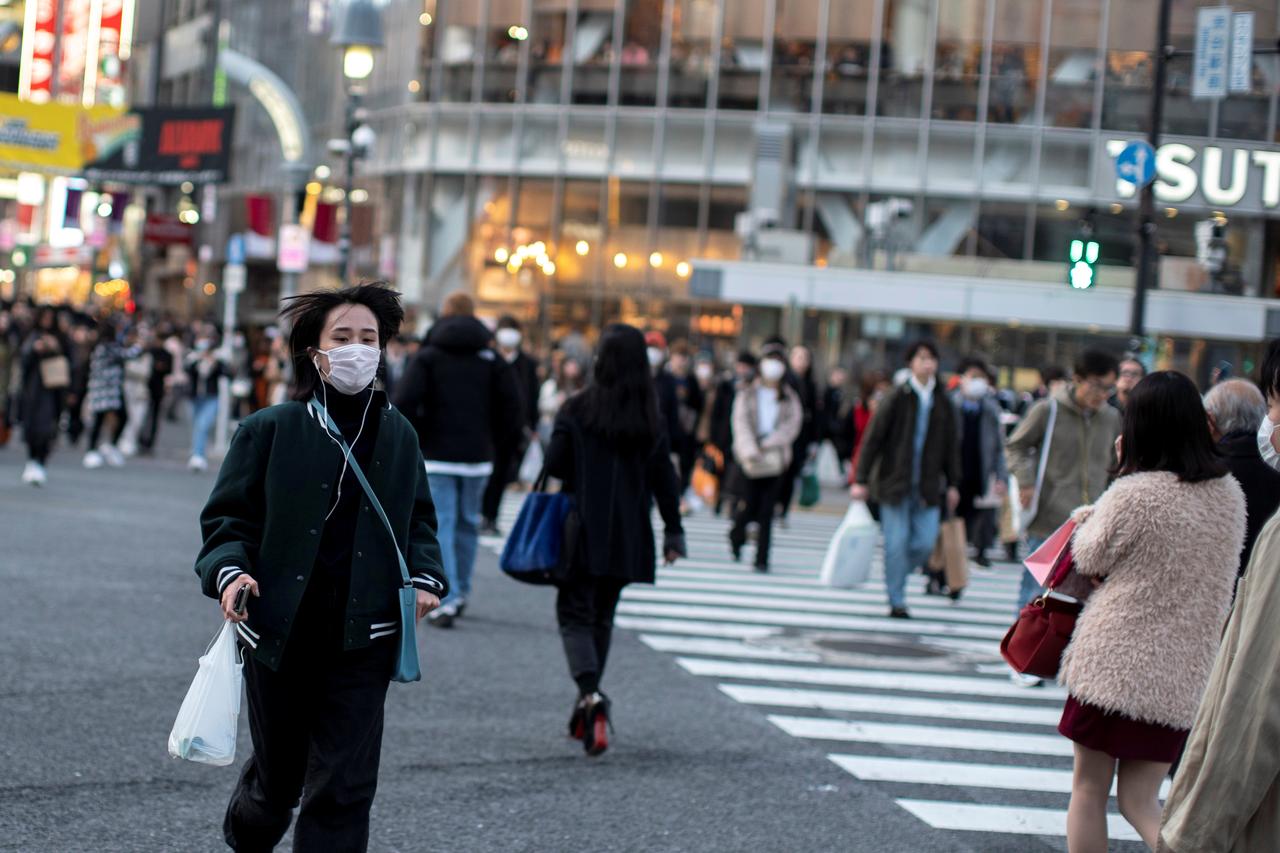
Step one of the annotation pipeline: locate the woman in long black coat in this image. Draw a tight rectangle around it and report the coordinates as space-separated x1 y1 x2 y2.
544 323 686 756
18 307 69 486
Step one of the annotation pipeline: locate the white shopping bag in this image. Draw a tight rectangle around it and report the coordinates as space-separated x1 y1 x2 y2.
168 620 244 766
815 441 846 487
819 501 878 589
518 440 544 485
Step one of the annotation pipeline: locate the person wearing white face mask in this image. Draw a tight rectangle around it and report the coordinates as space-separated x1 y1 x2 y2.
949 357 1009 575
729 351 803 571
195 284 447 851
481 316 541 534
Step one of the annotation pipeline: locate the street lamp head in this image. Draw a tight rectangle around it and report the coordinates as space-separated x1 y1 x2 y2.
330 0 385 50
351 124 377 152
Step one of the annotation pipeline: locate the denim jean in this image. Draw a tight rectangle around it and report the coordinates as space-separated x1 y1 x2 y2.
879 497 942 609
1016 535 1047 613
427 472 488 609
191 396 219 459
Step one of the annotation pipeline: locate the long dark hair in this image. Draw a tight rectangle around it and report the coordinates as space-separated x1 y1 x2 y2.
280 283 404 401
1115 371 1228 483
567 323 660 448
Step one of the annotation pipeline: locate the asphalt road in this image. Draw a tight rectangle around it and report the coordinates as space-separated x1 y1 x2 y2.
0 430 991 853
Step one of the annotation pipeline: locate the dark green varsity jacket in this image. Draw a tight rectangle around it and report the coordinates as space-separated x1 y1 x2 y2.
194 397 447 670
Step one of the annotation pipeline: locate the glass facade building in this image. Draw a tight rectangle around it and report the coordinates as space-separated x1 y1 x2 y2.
359 0 1280 375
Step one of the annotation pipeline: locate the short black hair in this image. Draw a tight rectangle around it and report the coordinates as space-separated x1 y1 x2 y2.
1041 364 1067 385
1115 371 1228 483
957 356 991 379
904 339 939 364
736 350 758 368
1073 349 1120 380
1261 339 1280 403
497 315 521 332
280 282 404 402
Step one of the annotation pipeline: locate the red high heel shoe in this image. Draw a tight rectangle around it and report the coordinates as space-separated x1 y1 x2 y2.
582 692 612 757
568 697 588 740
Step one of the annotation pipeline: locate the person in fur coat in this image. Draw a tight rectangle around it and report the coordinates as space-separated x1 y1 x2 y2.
1058 371 1245 853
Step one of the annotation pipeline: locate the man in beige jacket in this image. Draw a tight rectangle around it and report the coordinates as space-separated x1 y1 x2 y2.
1005 350 1120 613
1159 342 1280 852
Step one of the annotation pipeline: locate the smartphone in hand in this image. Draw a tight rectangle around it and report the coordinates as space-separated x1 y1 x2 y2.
233 584 251 615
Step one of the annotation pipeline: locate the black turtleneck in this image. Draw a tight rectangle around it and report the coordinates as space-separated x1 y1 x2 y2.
295 385 383 649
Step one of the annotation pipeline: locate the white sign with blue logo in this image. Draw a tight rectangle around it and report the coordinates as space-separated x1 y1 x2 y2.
1115 140 1157 188
227 233 246 266
1194 6 1231 100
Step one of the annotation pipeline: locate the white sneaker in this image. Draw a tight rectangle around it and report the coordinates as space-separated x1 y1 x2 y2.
188 455 209 472
118 438 138 457
83 450 104 469
21 462 38 484
1010 671 1045 688
101 444 126 467
28 462 46 486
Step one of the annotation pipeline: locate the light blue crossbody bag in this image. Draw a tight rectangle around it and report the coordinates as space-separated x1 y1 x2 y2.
310 398 421 683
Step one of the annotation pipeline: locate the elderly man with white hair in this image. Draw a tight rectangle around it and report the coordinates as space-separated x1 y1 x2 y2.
1204 378 1280 574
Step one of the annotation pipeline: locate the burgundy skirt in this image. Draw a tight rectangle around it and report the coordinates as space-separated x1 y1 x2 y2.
1058 696 1189 763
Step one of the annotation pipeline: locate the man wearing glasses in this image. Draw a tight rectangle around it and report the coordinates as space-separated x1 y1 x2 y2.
1005 350 1121 685
1111 357 1146 412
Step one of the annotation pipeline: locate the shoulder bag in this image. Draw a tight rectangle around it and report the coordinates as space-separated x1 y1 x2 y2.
499 469 577 585
1020 397 1058 532
310 399 421 684
40 355 71 390
1000 527 1081 679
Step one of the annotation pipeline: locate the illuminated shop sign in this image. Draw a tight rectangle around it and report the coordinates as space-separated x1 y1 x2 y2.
1102 139 1280 213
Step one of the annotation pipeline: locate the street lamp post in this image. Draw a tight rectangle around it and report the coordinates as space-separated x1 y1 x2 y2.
330 0 383 283
1131 0 1172 347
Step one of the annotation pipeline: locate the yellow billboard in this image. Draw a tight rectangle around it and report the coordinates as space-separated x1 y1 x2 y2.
0 94 134 173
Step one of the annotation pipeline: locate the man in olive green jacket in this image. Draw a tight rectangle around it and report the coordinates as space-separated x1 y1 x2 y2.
1005 350 1120 612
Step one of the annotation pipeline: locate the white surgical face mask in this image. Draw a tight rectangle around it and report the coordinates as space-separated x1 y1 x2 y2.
647 347 665 368
496 328 522 350
760 359 786 384
963 377 989 399
1259 415 1280 472
315 343 380 395
695 363 714 382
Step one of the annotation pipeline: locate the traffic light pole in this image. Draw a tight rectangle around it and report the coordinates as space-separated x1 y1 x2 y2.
1131 0 1172 343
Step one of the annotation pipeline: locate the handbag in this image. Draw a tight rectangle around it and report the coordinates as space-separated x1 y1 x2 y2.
40 355 71 390
500 469 576 585
1000 534 1081 679
740 446 787 479
310 399 421 684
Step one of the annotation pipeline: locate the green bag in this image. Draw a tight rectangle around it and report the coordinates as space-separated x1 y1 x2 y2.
799 472 821 508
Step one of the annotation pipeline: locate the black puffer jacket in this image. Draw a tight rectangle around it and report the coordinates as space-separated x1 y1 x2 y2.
392 315 522 464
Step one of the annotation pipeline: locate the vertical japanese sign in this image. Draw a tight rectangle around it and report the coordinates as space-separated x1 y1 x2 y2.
57 0 94 104
85 0 136 107
18 0 60 103
1193 6 1231 101
1229 12 1254 94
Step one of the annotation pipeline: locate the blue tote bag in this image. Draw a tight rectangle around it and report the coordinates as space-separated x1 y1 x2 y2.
500 471 577 585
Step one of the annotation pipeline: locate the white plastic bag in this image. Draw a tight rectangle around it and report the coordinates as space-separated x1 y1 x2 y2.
168 620 244 766
819 501 878 589
518 440 544 485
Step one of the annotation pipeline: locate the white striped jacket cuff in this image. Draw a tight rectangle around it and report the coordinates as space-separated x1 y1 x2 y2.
411 574 445 594
217 566 245 594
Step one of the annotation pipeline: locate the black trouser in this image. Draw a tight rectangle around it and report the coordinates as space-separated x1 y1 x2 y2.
776 445 806 518
481 437 526 523
556 575 627 696
140 388 165 450
88 407 126 449
26 436 52 464
224 641 393 853
730 474 784 568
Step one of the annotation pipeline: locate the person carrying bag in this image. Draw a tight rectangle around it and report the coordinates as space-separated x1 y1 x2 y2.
728 350 802 572
193 285 447 853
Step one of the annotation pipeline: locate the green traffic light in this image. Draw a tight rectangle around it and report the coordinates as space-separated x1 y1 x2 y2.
1068 238 1099 290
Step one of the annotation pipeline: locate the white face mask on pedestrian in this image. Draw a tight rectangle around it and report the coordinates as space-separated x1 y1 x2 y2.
963 377 989 399
1260 414 1280 471
695 363 715 382
647 347 666 369
314 344 381 395
495 328 522 350
760 359 787 384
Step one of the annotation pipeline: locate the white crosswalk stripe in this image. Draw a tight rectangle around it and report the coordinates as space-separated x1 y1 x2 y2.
489 501 1145 845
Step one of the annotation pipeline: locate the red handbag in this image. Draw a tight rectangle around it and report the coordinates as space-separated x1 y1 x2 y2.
1000 542 1082 679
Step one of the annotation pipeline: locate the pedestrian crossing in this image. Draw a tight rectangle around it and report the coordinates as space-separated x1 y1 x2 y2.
488 502 1147 846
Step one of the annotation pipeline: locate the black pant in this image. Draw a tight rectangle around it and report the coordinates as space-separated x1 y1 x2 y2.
776 445 806 518
481 437 526 523
88 408 126 449
224 641 393 853
26 437 52 464
730 475 784 568
556 575 627 695
140 389 165 450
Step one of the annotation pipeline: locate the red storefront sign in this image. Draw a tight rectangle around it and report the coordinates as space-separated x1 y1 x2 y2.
143 214 193 245
20 0 59 102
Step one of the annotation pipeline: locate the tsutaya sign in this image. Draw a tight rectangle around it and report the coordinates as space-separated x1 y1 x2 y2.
1100 139 1280 215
